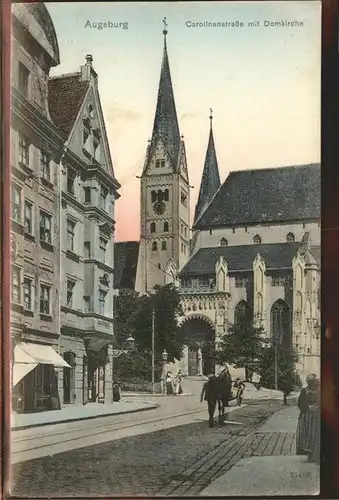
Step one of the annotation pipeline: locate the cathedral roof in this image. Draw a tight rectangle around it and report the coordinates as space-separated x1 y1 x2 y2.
148 31 181 169
114 241 140 290
194 163 320 229
48 73 90 136
179 242 302 277
194 112 221 223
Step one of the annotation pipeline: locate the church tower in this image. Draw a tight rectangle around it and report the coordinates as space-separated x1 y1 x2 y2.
194 109 221 225
136 20 190 294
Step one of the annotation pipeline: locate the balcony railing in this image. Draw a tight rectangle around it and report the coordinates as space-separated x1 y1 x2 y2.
180 286 217 295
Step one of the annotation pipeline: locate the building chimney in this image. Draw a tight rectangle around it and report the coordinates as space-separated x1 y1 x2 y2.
86 54 93 66
81 54 97 82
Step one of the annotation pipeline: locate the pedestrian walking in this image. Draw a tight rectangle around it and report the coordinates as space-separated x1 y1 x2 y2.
217 368 232 423
200 374 219 427
112 380 121 402
296 374 320 464
166 372 174 395
233 378 245 406
174 370 183 395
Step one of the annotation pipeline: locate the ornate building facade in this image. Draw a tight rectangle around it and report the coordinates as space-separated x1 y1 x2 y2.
11 3 67 413
48 55 120 406
11 3 120 412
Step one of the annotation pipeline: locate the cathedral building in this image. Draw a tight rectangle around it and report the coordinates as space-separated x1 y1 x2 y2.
116 25 321 383
178 128 320 380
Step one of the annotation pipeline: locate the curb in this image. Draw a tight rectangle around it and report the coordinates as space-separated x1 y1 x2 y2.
123 392 193 397
11 404 159 431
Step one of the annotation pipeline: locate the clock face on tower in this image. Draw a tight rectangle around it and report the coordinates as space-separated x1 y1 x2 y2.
153 201 166 215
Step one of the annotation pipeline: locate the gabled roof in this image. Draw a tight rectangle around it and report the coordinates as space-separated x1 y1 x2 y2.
114 241 140 290
147 32 181 170
194 163 321 229
48 73 89 136
194 117 221 224
179 242 301 277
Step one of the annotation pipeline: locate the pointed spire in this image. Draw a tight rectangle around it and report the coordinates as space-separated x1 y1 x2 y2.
149 18 181 168
194 109 221 223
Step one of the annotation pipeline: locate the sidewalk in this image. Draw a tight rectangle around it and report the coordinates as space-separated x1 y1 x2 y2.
11 400 158 431
200 405 320 496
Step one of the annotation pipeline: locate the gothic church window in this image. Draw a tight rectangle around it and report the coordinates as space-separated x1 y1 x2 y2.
151 190 157 203
220 238 228 246
161 241 167 251
164 221 169 232
164 189 169 201
235 276 247 288
152 242 157 251
286 232 295 242
270 299 291 347
161 160 165 168
150 222 156 233
157 189 163 202
253 234 262 244
234 300 251 326
272 276 285 287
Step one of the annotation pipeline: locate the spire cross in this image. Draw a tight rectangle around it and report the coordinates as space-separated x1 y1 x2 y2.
209 108 213 128
163 17 168 36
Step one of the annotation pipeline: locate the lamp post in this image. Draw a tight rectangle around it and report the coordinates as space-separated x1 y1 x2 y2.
274 330 281 390
162 349 168 395
152 309 155 394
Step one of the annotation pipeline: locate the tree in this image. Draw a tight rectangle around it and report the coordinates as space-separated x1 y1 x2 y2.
114 290 141 348
133 284 185 362
114 284 185 381
216 323 268 380
258 345 301 394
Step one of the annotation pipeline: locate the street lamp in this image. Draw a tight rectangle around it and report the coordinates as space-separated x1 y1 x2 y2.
112 335 135 359
162 349 168 395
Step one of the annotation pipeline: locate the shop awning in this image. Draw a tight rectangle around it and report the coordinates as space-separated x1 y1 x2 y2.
12 343 71 387
12 362 38 387
15 342 71 368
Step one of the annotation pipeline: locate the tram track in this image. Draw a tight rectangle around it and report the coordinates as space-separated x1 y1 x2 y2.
12 406 215 462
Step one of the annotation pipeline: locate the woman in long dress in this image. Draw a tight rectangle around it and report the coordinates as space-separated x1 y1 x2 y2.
296 374 320 464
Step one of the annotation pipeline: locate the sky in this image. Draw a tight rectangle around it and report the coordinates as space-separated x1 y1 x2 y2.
47 1 321 242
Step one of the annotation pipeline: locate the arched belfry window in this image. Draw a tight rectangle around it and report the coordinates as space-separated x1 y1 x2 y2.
157 189 163 202
253 235 262 244
151 190 157 203
286 232 295 242
164 221 169 232
234 300 251 326
164 189 169 201
270 299 291 347
220 238 228 247
152 242 157 252
150 222 156 233
161 241 167 251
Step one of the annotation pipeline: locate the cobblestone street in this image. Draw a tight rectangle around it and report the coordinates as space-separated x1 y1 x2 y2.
11 401 286 497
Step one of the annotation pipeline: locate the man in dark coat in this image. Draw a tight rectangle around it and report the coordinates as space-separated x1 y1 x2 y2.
218 368 232 422
200 374 219 427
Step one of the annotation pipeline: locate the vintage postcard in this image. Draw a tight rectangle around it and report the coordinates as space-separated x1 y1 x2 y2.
9 1 320 497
